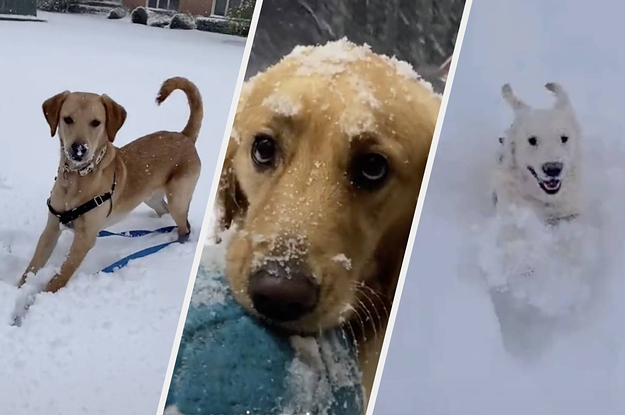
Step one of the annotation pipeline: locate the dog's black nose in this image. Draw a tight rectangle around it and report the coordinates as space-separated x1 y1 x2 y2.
542 162 563 177
69 142 88 161
249 261 318 322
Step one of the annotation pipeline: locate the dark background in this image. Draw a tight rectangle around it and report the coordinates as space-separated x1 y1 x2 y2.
245 0 466 92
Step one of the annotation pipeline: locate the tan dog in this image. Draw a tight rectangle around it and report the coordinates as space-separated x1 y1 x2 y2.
19 77 203 293
216 40 441 397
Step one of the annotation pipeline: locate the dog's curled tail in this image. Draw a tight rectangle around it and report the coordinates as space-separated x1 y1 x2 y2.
156 77 203 142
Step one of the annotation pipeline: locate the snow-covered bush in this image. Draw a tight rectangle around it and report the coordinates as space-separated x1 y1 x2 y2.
226 0 254 36
37 0 68 12
169 13 196 30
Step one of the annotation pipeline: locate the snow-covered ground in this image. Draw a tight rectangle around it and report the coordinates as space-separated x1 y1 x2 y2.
374 0 625 414
0 12 244 415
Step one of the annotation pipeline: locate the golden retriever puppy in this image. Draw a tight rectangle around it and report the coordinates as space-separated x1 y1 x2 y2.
217 40 441 395
19 77 202 293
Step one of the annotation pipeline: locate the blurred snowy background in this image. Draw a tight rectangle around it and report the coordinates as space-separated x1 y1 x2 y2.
246 0 465 92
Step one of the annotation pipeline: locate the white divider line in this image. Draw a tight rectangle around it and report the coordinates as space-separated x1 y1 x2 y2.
364 1 475 413
154 1 265 413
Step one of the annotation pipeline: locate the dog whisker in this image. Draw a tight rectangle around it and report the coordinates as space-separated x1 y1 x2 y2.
350 304 369 344
351 281 390 328
355 297 379 343
344 319 360 349
356 287 385 335
359 284 390 322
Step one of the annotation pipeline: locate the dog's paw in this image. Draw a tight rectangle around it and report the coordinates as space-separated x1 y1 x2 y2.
43 276 66 293
178 232 191 244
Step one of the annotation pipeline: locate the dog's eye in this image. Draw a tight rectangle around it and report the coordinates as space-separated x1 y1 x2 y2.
252 134 277 167
90 119 101 128
349 153 389 190
63 116 74 125
561 135 569 143
528 136 538 146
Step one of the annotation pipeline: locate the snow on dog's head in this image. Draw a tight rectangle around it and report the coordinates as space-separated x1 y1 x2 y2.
499 82 582 216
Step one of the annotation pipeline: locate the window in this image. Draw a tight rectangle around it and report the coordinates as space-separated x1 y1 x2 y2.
212 0 242 17
146 0 179 11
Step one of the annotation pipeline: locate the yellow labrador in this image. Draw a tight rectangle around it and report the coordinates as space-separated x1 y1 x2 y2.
19 77 203 293
217 40 441 397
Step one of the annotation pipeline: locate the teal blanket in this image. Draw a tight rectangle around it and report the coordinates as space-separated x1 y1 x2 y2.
165 265 364 415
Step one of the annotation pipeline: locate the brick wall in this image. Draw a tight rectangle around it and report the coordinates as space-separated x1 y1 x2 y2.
180 0 212 16
123 0 144 10
122 0 213 16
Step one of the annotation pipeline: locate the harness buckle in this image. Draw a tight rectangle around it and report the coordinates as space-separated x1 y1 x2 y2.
94 195 105 206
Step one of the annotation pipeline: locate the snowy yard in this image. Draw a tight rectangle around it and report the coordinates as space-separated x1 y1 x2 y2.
374 0 625 414
0 12 244 415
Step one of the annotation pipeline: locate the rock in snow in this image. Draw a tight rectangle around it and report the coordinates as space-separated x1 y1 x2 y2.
108 7 127 20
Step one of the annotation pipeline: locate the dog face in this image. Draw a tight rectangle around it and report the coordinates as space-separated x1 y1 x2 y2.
501 83 581 204
42 91 126 166
219 40 440 334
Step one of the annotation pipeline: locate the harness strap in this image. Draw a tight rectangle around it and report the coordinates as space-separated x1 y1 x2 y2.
48 172 117 225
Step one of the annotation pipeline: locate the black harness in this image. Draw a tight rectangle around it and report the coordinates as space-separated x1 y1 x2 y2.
48 172 117 225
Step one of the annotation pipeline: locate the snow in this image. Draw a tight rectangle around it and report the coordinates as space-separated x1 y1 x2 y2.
339 108 377 137
193 224 232 308
262 92 302 117
0 12 244 415
285 38 436 95
331 254 352 270
374 0 625 414
290 38 372 77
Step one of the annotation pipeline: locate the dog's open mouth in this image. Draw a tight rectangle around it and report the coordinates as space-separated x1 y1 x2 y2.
527 166 561 195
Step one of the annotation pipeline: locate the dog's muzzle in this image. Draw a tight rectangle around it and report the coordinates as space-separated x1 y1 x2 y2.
68 141 89 163
527 164 562 195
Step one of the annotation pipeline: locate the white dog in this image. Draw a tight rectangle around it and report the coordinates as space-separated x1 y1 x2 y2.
493 82 583 224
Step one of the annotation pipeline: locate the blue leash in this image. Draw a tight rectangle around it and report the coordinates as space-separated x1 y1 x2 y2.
97 226 180 274
97 225 177 238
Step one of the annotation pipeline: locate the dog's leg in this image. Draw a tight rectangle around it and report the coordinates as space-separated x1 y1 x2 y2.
43 226 98 293
144 190 169 217
19 214 62 287
166 172 199 242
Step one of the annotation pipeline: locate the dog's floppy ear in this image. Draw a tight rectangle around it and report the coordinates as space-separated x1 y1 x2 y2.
42 91 70 137
217 137 248 231
501 84 528 114
545 82 571 110
101 94 127 142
